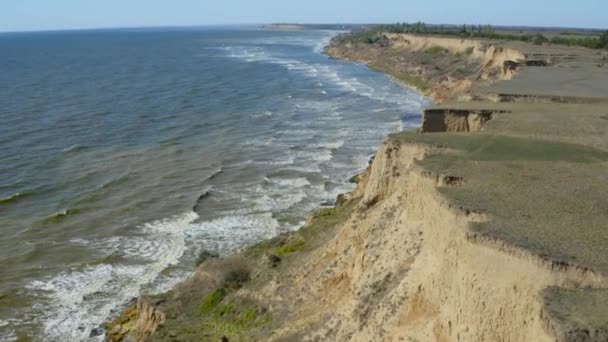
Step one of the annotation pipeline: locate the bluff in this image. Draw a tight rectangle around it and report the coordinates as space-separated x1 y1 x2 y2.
106 32 608 341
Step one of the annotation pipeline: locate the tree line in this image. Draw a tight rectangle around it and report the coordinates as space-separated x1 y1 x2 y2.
345 22 608 50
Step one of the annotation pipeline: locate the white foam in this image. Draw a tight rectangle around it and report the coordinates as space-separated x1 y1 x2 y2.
267 177 311 188
312 140 345 150
251 111 273 118
256 191 307 212
0 321 15 342
26 212 199 341
68 238 91 246
188 213 280 252
281 164 322 173
293 149 333 163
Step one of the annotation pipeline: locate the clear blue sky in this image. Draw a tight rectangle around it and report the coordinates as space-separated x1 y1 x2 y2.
1 0 607 32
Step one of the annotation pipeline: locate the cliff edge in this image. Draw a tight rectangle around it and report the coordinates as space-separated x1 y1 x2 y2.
106 32 608 341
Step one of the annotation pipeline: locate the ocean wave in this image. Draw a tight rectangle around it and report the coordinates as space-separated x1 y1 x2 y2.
311 140 345 150
188 212 280 252
41 208 80 224
251 111 273 118
279 164 323 174
293 149 333 163
256 190 308 212
264 176 311 188
0 192 25 205
62 145 88 154
207 168 223 181
25 211 199 341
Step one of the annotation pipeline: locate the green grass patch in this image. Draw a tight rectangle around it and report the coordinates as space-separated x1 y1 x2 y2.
200 289 226 314
425 46 446 55
245 200 358 259
200 296 271 339
315 207 336 217
276 239 305 257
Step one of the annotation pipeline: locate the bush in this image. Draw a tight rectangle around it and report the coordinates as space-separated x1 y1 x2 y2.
533 34 549 45
223 269 250 289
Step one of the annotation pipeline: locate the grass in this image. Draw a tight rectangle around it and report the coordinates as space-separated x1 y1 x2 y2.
315 207 337 217
369 63 430 92
276 239 305 257
400 133 608 167
543 288 608 334
200 289 226 314
150 200 359 341
245 200 358 259
425 46 447 55
154 262 264 341
198 296 271 340
393 130 608 274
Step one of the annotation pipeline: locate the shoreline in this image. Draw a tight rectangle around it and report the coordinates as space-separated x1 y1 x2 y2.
106 32 608 341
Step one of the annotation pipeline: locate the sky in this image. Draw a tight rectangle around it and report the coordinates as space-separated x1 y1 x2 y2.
1 0 607 32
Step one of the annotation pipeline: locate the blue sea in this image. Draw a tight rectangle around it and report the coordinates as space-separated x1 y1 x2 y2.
0 26 427 340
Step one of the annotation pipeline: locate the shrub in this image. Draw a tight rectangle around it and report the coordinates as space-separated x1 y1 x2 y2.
533 34 549 45
316 207 336 217
223 269 250 289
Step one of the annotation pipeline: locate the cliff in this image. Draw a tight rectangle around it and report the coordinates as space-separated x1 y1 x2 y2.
325 33 526 103
105 32 608 341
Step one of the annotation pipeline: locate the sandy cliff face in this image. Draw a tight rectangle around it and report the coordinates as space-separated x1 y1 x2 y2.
326 33 527 102
383 33 526 79
259 136 606 341
109 125 606 342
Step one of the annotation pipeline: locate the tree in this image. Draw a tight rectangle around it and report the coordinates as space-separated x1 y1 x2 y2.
533 34 549 45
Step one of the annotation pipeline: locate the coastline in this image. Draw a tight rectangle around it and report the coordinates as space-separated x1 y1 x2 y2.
106 32 608 341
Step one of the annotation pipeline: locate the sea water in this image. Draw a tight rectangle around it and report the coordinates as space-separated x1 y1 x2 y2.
0 26 427 340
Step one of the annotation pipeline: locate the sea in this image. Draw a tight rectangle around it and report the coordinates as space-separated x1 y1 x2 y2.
0 26 427 341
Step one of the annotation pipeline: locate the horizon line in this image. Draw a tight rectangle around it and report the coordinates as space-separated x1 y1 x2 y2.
1 22 606 35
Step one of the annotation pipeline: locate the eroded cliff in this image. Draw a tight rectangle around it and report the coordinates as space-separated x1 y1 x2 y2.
106 32 608 342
